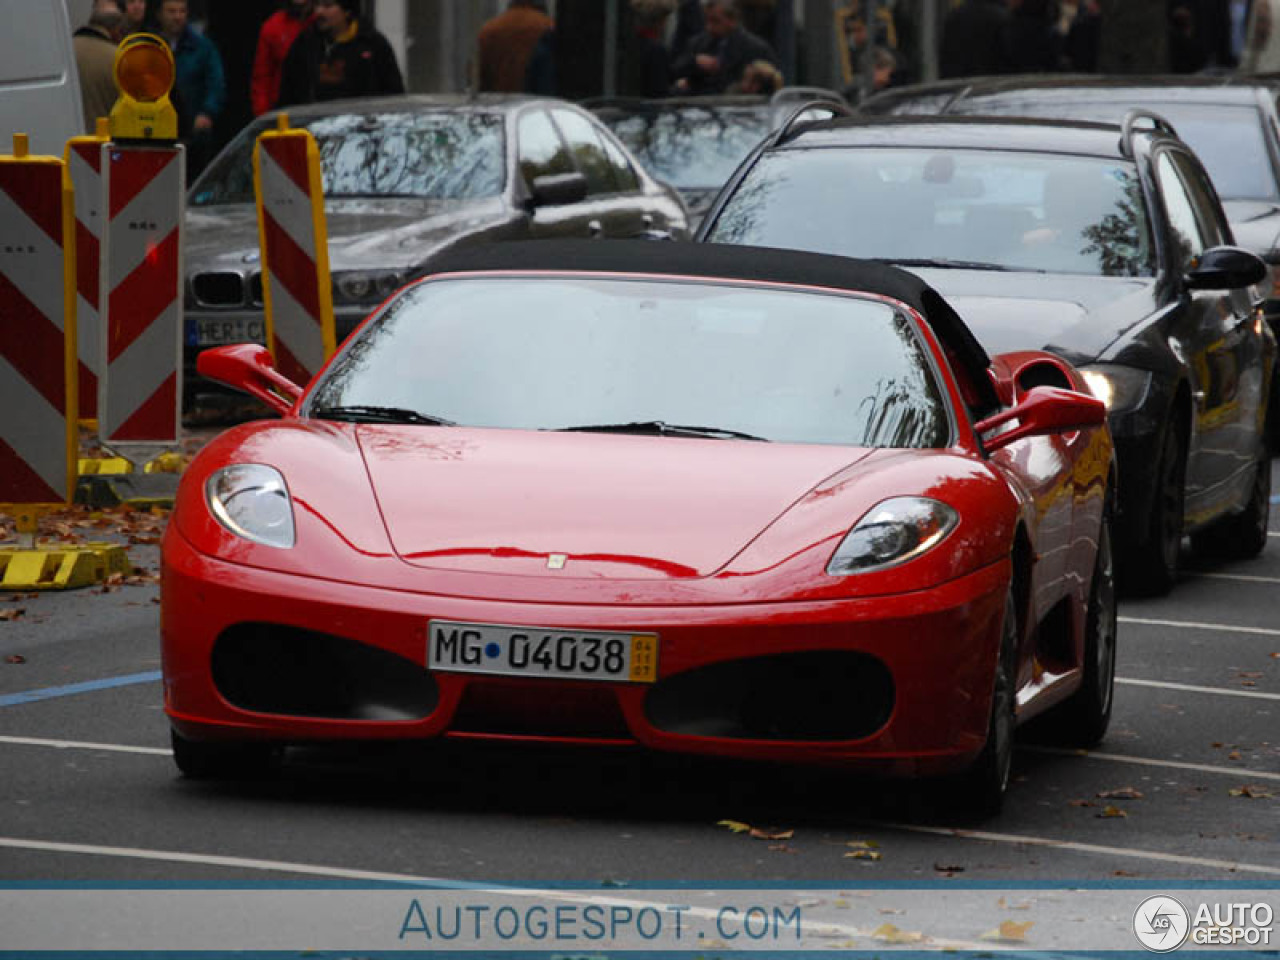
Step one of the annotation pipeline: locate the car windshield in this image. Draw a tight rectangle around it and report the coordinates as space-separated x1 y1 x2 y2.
189 111 506 206
960 98 1278 201
601 105 771 190
706 148 1155 277
307 275 950 448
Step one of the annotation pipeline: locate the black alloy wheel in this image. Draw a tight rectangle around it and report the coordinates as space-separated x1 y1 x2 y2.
1125 420 1186 596
954 587 1018 819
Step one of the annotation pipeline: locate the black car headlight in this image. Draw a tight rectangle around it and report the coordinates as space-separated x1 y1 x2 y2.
826 497 958 576
1081 365 1152 414
205 464 295 548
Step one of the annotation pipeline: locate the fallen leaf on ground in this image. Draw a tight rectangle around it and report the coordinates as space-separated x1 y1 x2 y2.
1069 799 1097 807
4 654 26 664
845 840 879 850
1114 870 1139 877
749 827 793 841
767 844 795 853
878 907 905 915
1239 671 1263 679
873 924 924 944
1097 787 1144 799
845 849 882 861
1229 785 1274 799
1097 805 1128 818
934 863 965 873
0 608 25 622
1228 751 1243 761
716 819 751 833
982 920 1034 942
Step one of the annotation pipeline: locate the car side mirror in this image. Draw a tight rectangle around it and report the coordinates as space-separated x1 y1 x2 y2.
1184 245 1268 291
975 385 1106 452
528 172 588 209
195 344 302 417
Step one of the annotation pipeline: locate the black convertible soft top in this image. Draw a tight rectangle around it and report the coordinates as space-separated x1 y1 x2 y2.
422 239 998 411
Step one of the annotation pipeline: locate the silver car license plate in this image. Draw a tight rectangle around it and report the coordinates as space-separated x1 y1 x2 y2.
427 620 658 683
196 316 266 346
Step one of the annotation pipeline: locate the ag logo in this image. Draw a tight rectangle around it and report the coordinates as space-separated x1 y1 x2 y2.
1134 896 1190 952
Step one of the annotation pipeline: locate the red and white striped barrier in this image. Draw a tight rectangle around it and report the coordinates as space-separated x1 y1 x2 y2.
99 143 184 449
254 117 335 385
65 122 109 423
0 135 78 508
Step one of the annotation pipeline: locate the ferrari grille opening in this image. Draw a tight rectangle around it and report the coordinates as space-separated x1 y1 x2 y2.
645 652 894 741
212 624 439 721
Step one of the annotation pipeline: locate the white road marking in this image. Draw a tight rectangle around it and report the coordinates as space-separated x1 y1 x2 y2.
1187 571 1280 585
1116 677 1280 701
886 824 1280 877
1120 616 1280 637
1025 745 1280 782
0 735 168 755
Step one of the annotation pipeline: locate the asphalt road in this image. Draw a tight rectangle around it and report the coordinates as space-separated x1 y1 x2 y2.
1 461 1277 892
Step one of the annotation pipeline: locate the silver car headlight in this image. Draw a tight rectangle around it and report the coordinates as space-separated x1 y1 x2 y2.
826 497 958 576
1081 365 1151 413
205 464 295 548
334 270 403 304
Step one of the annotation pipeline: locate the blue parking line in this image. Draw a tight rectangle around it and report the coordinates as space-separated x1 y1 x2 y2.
0 671 161 708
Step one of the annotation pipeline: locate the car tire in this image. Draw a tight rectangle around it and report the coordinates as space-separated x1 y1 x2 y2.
1189 447 1271 561
1044 504 1117 747
170 729 282 780
954 587 1018 820
1124 419 1186 596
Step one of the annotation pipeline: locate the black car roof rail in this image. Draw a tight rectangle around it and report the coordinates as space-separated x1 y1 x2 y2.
1119 109 1179 157
769 99 855 147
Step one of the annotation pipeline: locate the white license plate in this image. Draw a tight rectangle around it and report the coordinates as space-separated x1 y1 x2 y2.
196 316 265 346
428 620 658 683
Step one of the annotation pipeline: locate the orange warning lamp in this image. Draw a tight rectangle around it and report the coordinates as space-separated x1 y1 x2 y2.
110 34 178 141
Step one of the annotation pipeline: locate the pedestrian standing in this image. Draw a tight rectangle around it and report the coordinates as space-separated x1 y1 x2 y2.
156 0 224 182
277 0 404 106
622 0 677 98
940 0 1012 78
476 0 555 93
251 0 316 116
122 0 151 35
671 0 778 95
74 0 127 133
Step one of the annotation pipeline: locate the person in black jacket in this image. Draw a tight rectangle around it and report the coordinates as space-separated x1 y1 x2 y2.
940 0 1011 78
671 0 777 95
622 0 676 98
277 0 404 107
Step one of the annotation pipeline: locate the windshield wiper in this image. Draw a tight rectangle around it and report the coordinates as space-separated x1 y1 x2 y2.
877 257 1036 272
311 405 456 426
553 420 767 441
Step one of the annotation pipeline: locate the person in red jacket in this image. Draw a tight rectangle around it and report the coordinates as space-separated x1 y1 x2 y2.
252 0 316 116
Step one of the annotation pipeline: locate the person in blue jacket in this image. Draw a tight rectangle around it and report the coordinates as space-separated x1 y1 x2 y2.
156 0 225 182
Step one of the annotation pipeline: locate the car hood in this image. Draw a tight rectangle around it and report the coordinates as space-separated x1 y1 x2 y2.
356 426 871 580
1222 199 1280 259
185 197 515 272
909 269 1157 364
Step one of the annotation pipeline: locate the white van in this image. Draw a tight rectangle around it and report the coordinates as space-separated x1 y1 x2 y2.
0 0 83 156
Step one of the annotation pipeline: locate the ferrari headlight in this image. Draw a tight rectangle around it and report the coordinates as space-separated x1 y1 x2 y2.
1081 365 1151 413
826 497 958 576
205 464 295 548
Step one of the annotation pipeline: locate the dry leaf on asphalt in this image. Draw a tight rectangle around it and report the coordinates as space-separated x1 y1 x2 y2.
845 840 879 850
1228 751 1243 761
4 654 26 663
1069 799 1096 807
844 849 882 861
1229 785 1274 799
934 862 965 873
1096 805 1128 818
749 827 794 841
716 820 751 833
1097 787 1144 799
872 923 924 943
1114 870 1139 877
982 920 1034 942
0 608 25 622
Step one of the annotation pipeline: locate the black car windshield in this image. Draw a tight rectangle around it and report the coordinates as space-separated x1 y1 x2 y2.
707 148 1155 277
960 99 1278 201
189 111 506 206
307 276 950 448
601 105 771 190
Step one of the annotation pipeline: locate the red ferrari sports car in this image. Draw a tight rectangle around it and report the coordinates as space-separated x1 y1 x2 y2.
162 240 1115 814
